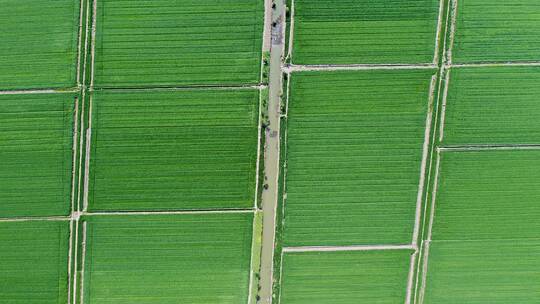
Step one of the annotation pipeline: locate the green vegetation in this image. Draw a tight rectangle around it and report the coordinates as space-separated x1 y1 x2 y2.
281 250 413 304
90 90 259 210
452 0 540 63
0 93 75 217
94 0 264 87
82 213 253 303
292 0 440 64
88 89 259 211
250 212 263 304
0 0 80 90
283 70 434 246
0 221 70 303
425 150 540 302
443 67 540 145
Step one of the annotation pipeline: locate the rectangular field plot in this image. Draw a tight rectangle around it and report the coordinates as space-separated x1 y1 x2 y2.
442 67 540 145
283 70 434 246
291 0 440 65
423 150 540 302
0 0 80 90
452 0 540 63
0 93 76 217
94 0 264 87
88 90 259 211
81 213 253 304
280 250 412 304
0 221 70 303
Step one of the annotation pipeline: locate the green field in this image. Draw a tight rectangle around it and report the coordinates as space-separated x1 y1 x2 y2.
292 0 440 64
452 0 540 63
281 250 412 304
88 89 259 211
0 0 80 90
0 93 75 217
0 221 70 303
283 70 433 246
424 150 540 302
442 67 540 145
82 213 253 303
94 0 264 87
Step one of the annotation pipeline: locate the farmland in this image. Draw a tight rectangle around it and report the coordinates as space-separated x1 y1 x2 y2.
280 250 413 304
423 150 540 302
452 0 540 63
0 0 80 90
0 93 76 217
291 0 440 64
94 0 264 87
88 89 260 212
442 67 540 145
81 213 254 303
0 221 70 303
283 69 434 246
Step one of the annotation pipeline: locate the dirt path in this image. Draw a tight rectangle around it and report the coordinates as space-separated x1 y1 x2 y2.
258 0 286 303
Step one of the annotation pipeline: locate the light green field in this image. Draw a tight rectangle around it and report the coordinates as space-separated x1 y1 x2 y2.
442 67 540 145
88 90 259 211
452 0 540 63
82 213 253 304
0 93 75 217
0 221 70 303
94 0 264 87
281 250 413 304
292 0 440 64
424 150 540 302
0 0 80 90
284 70 433 246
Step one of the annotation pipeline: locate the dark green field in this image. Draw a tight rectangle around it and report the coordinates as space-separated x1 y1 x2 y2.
0 93 76 217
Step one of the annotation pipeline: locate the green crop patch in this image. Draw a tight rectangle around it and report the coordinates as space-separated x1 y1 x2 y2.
82 213 253 303
0 93 75 217
442 67 540 145
94 0 264 87
424 150 540 302
0 0 80 90
280 250 412 304
283 70 434 246
452 0 540 63
0 221 70 303
292 0 440 65
88 90 259 211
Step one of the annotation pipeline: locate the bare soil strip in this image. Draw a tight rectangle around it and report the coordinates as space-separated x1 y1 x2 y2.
439 144 540 152
89 0 97 88
82 97 92 212
447 0 458 64
282 244 416 253
0 88 79 95
418 151 441 304
287 0 295 59
284 63 437 73
405 252 418 304
451 62 540 68
67 221 74 304
75 0 85 85
432 0 446 64
79 222 88 304
71 220 80 304
70 98 80 214
412 75 437 247
0 216 71 222
438 71 451 142
83 209 256 217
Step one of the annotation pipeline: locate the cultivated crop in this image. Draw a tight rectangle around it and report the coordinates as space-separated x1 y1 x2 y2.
281 250 412 304
88 89 260 211
81 213 253 303
283 69 434 246
442 66 540 145
0 221 70 303
0 93 76 217
0 0 80 90
94 0 264 87
292 0 440 64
